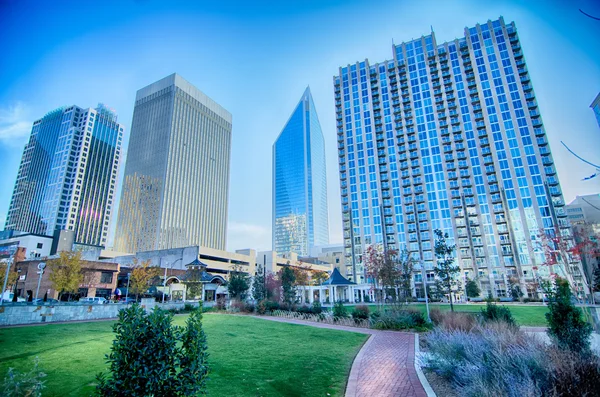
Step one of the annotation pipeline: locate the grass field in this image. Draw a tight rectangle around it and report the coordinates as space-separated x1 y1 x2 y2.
345 303 549 326
0 314 367 396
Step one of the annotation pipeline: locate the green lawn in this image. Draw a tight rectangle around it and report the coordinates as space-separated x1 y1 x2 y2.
0 314 367 396
345 303 549 326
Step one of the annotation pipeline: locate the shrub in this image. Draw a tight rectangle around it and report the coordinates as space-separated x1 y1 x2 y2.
1 357 46 397
352 305 370 321
311 301 323 314
215 297 226 311
296 305 312 314
480 300 516 327
332 301 348 318
243 302 255 313
363 295 371 303
425 324 547 396
228 301 245 313
256 300 268 315
264 300 280 312
545 277 592 354
96 304 209 396
372 309 430 330
431 308 477 332
545 347 600 396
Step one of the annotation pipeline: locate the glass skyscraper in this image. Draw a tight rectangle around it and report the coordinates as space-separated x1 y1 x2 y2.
6 104 124 247
273 87 329 256
334 17 584 297
114 73 232 253
591 93 600 129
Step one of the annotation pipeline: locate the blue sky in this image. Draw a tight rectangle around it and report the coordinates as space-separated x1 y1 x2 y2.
1 0 599 251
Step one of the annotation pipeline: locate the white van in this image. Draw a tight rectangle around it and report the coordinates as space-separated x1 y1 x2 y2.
79 297 108 304
1 291 25 302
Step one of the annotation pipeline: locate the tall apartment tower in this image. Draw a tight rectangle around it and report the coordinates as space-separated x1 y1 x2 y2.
334 17 581 297
273 87 329 256
114 73 232 253
5 104 124 247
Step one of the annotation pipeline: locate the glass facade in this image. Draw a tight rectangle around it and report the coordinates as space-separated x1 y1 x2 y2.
591 93 600 130
273 87 329 256
114 73 232 253
334 17 584 296
5 104 123 247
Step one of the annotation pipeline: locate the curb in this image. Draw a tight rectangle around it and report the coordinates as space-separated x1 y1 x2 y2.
414 334 436 397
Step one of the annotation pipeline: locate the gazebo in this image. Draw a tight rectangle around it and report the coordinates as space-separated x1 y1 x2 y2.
299 268 374 304
175 258 227 303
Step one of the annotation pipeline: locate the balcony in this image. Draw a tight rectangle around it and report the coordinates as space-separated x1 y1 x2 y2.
549 187 562 197
522 84 533 92
534 127 545 136
527 100 538 109
474 112 484 120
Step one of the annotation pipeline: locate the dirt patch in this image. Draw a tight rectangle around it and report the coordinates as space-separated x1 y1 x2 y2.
423 369 457 397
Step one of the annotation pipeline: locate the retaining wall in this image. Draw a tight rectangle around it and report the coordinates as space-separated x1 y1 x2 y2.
0 301 191 326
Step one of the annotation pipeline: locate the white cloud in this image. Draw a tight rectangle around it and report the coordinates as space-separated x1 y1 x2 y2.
227 221 271 252
0 102 32 145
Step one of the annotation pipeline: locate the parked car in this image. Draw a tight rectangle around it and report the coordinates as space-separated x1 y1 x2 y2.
1 291 25 302
32 298 59 304
119 297 136 304
79 297 108 304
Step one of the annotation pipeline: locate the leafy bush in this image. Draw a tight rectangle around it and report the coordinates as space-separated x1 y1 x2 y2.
372 309 429 330
256 300 268 315
351 305 370 321
96 304 209 396
363 295 371 303
332 301 349 318
264 300 280 312
480 301 516 327
1 357 46 397
296 305 312 314
243 302 255 313
545 277 592 354
311 301 323 314
228 301 245 313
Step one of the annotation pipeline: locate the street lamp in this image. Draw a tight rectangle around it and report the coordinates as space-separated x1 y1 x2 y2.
12 268 21 302
162 258 183 304
35 262 46 301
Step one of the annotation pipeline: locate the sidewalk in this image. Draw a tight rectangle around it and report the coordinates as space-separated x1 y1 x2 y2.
253 316 430 397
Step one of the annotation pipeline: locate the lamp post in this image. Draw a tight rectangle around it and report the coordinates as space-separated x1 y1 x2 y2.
421 262 431 323
35 262 46 301
162 258 183 304
12 268 21 302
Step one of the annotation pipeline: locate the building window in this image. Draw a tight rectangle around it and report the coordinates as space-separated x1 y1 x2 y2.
100 272 113 284
37 243 43 249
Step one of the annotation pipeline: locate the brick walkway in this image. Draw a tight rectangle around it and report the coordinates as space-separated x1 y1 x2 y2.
253 316 428 397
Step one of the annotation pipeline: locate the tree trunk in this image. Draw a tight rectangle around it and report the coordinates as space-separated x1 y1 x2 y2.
448 280 454 312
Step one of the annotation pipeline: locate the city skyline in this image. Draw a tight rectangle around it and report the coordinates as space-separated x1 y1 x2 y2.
114 73 232 253
0 0 599 252
273 87 329 256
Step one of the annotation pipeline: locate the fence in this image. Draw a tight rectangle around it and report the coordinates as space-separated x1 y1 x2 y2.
268 309 371 328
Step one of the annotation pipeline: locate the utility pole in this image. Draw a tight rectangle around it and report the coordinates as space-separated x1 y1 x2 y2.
35 262 46 301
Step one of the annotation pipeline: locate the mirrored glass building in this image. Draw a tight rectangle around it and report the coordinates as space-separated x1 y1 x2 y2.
5 104 124 247
114 73 232 253
273 87 329 256
334 17 585 297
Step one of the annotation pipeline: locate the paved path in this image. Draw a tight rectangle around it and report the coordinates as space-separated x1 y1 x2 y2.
253 316 429 397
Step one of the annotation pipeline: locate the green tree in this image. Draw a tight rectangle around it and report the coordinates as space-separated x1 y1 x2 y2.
48 251 84 301
544 277 592 354
252 265 266 301
96 305 209 396
280 265 296 304
0 262 19 293
508 277 524 300
593 266 600 292
465 278 481 299
227 264 250 300
433 229 461 312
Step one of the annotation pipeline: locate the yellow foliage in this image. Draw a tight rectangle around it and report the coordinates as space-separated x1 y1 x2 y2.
0 262 19 291
48 251 84 297
129 259 160 296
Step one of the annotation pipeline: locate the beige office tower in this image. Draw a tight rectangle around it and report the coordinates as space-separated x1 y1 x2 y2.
114 73 232 253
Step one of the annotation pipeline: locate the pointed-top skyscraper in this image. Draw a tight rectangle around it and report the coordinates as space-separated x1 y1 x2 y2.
273 87 329 256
